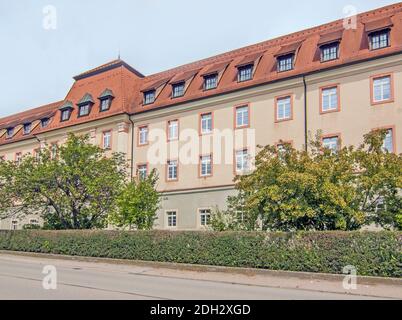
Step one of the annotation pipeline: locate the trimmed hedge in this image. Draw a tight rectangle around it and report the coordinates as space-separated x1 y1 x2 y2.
0 230 400 278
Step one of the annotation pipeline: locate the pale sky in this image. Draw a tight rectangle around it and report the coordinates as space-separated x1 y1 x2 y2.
0 0 397 118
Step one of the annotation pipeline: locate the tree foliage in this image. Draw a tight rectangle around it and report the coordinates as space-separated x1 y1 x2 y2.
0 134 127 229
212 130 401 231
109 170 160 230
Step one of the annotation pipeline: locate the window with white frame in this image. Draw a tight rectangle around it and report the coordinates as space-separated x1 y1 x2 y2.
138 126 148 145
78 104 90 117
61 109 72 122
322 87 339 112
167 160 178 181
235 149 250 173
373 76 391 103
11 220 18 230
23 123 31 135
100 98 111 112
29 219 39 226
322 136 339 153
321 43 339 62
144 90 156 105
382 129 393 153
172 82 185 98
15 152 22 164
204 74 218 90
51 144 58 159
199 209 211 226
276 96 292 121
235 105 249 128
41 118 50 128
238 64 253 82
103 131 112 149
200 113 212 134
168 120 179 141
166 211 177 227
277 54 294 72
200 155 212 177
137 164 148 180
370 30 390 50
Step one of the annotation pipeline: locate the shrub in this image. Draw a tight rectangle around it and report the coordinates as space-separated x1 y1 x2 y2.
0 230 400 277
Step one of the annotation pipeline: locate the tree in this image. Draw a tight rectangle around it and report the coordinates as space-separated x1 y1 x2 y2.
0 134 127 229
354 130 402 230
109 170 160 230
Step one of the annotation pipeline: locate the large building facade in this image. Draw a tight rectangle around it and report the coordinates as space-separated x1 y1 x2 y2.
0 4 401 230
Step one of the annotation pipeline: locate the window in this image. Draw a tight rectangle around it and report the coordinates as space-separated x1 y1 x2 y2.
138 126 148 146
137 164 148 180
167 160 178 181
15 152 22 165
277 54 294 72
51 144 58 159
200 155 212 177
23 123 31 135
235 105 249 128
34 149 40 161
166 211 177 227
321 86 339 112
168 120 179 141
277 142 292 154
372 75 392 103
238 64 253 82
235 149 250 173
6 127 14 138
29 219 39 226
200 209 211 226
370 30 390 50
78 104 90 117
382 129 394 153
172 82 185 98
321 43 339 62
276 96 292 121
204 74 218 90
61 109 72 122
322 136 339 153
100 98 111 112
41 118 50 128
144 90 156 105
102 131 112 149
11 220 18 231
200 113 213 134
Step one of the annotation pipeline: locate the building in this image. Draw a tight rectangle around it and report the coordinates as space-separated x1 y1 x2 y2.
0 3 401 230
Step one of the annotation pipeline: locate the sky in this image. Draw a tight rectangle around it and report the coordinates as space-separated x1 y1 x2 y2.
0 0 397 118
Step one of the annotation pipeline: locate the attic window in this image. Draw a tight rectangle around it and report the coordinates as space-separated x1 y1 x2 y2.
61 109 72 122
78 104 91 117
204 74 218 90
172 82 185 98
98 89 114 112
41 118 50 128
144 90 156 105
321 43 339 62
277 54 294 72
6 127 14 139
369 30 390 50
100 98 111 111
23 123 31 135
238 64 253 82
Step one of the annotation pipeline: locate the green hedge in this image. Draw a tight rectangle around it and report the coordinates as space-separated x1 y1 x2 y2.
0 230 400 277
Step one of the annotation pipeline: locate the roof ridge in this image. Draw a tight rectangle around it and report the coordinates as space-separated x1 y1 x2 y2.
143 2 402 81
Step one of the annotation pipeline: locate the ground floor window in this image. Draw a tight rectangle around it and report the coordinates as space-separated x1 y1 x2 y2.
11 220 18 230
166 211 177 227
199 209 211 226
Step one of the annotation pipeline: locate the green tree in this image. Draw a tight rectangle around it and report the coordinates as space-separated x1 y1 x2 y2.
109 170 160 230
0 134 127 229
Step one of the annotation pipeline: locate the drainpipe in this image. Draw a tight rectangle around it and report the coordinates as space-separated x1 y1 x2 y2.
303 75 308 152
128 117 135 182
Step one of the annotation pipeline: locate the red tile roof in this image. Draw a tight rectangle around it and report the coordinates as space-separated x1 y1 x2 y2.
1 3 402 147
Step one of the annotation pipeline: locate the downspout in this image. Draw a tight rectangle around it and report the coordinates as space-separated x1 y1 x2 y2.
128 116 135 182
303 75 308 152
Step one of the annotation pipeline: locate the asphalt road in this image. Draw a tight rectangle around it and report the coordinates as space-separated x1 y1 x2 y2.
0 254 391 300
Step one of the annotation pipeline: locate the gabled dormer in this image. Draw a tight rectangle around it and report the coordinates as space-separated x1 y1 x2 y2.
77 93 94 117
59 101 74 122
98 89 115 112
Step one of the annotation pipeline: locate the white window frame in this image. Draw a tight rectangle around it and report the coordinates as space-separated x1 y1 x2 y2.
199 208 212 227
321 87 339 112
11 220 18 230
276 96 292 121
373 76 391 103
235 149 250 173
322 136 339 153
167 160 178 181
137 164 148 180
166 210 177 228
103 131 112 149
235 105 249 128
200 113 213 134
168 120 179 141
382 129 394 153
138 126 149 146
200 155 212 177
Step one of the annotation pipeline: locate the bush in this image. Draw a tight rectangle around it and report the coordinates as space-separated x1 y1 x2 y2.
0 230 400 278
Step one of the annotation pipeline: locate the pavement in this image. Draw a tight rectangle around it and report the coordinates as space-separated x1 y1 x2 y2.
0 253 400 300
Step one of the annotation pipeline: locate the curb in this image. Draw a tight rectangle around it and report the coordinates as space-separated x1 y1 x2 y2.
1 250 401 287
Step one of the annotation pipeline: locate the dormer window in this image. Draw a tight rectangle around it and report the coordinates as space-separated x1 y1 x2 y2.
144 90 156 105
61 109 72 122
277 54 294 72
321 43 339 62
23 123 31 135
78 104 90 117
41 118 50 128
238 64 253 82
204 74 218 90
6 127 14 139
172 82 185 98
369 30 390 50
98 89 114 112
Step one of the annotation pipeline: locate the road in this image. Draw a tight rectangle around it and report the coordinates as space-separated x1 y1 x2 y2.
0 254 398 300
